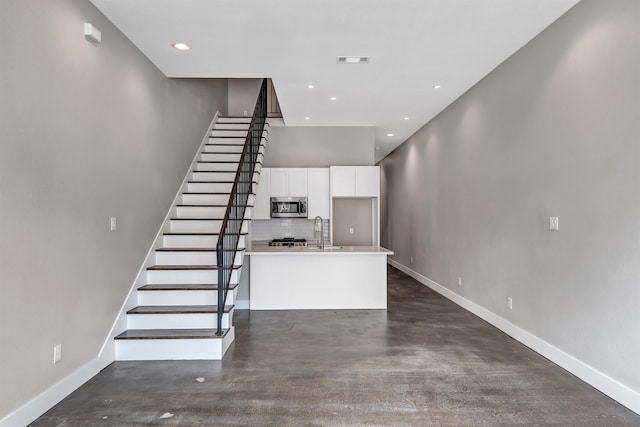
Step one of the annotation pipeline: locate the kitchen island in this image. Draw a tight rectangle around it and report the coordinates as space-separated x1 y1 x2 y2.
247 245 393 310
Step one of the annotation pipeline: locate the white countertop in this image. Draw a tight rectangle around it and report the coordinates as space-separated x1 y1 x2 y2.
247 245 394 256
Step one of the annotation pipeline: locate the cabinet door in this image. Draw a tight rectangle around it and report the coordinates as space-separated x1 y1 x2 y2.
307 168 330 218
253 168 271 219
331 166 356 197
288 168 308 197
269 168 289 198
355 166 380 197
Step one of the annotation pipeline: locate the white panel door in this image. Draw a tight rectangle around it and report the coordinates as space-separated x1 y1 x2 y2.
288 168 308 197
270 168 289 197
355 166 380 197
307 168 330 218
330 166 356 197
253 168 271 219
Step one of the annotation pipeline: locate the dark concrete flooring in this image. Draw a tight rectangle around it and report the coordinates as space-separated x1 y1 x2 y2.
32 266 639 426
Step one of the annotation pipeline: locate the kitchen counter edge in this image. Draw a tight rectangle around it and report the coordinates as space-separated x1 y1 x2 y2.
247 245 394 256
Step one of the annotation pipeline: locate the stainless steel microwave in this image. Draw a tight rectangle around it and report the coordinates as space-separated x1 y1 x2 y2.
271 197 308 218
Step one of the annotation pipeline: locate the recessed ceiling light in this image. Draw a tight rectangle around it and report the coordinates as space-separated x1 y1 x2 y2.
403 117 409 120
433 84 441 89
387 133 395 137
376 147 380 150
304 117 310 120
330 96 337 101
172 43 191 51
308 85 315 89
337 56 370 64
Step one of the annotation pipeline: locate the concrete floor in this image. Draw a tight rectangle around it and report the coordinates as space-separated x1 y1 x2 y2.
32 266 639 426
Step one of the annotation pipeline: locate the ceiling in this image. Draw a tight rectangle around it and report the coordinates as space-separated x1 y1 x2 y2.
90 0 579 163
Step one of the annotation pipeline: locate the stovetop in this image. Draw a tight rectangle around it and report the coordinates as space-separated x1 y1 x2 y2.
269 238 308 247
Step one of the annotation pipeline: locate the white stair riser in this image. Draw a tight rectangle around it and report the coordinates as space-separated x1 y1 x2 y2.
199 153 242 162
187 182 233 193
211 129 248 137
208 136 267 144
203 145 244 153
192 171 237 181
218 117 252 123
177 206 227 218
182 194 230 205
170 220 222 233
156 251 244 266
163 235 245 248
137 289 237 306
188 182 257 193
147 269 241 284
199 153 263 164
193 163 238 173
176 207 251 224
127 311 233 330
115 328 235 361
213 123 250 130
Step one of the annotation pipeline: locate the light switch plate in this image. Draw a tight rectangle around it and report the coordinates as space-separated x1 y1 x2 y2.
550 217 559 231
53 344 62 364
110 217 117 231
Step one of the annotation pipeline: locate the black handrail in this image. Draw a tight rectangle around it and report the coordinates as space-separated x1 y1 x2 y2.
215 79 267 335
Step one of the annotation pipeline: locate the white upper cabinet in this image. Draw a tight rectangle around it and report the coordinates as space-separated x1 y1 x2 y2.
288 168 308 197
253 168 271 219
269 168 308 198
355 166 380 197
330 166 379 197
269 168 289 197
330 166 356 197
307 168 330 218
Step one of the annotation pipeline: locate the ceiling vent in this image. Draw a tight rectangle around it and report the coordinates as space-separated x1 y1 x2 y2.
337 56 370 64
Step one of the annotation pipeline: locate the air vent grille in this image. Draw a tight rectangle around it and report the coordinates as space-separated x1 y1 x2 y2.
337 56 370 64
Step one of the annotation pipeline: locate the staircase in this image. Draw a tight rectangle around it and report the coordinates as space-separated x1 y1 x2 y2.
114 114 267 360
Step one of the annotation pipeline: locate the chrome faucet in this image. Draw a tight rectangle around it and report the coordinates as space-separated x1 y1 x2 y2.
314 216 324 250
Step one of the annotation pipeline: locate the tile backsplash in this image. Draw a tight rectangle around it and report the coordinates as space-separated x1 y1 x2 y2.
252 219 330 241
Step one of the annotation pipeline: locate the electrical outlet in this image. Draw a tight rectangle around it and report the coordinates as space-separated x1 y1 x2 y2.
458 277 462 287
53 344 62 364
110 217 117 231
549 216 559 231
243 110 248 117
349 227 354 235
507 297 513 310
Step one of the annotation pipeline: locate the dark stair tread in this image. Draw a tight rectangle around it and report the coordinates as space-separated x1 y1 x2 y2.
175 204 254 208
191 171 261 177
138 283 238 291
127 305 234 315
182 191 236 196
155 247 245 252
115 328 230 340
162 232 248 236
147 264 242 271
187 180 258 184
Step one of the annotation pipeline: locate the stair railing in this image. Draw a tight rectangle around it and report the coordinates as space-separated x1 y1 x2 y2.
215 78 267 336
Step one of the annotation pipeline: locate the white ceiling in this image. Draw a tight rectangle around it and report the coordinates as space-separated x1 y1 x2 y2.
91 0 579 162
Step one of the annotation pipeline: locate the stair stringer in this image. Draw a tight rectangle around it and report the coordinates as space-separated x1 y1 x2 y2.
98 112 221 361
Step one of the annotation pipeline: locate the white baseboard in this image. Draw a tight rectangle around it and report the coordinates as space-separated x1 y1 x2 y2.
235 299 250 309
387 258 640 415
0 355 113 427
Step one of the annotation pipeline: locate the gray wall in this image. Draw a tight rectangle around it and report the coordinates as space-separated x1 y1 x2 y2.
228 78 263 116
333 199 374 246
380 0 640 398
0 0 227 418
264 126 376 167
